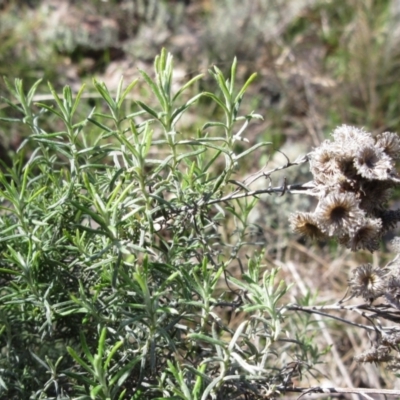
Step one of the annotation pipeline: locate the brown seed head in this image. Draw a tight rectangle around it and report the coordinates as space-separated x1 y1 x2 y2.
345 218 382 252
289 211 326 240
316 192 364 236
349 263 386 300
376 131 400 159
353 145 394 180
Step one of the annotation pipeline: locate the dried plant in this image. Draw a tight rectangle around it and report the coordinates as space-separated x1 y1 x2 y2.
290 125 400 252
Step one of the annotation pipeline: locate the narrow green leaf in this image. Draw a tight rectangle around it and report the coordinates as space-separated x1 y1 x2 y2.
104 340 123 370
136 100 159 119
188 333 226 347
139 70 165 108
26 79 43 105
176 148 206 161
87 117 113 133
233 141 272 161
64 371 97 387
63 85 73 113
93 79 116 113
234 72 257 104
47 82 67 119
67 346 94 374
213 66 231 105
0 117 21 122
0 268 22 275
0 96 24 113
71 201 111 234
3 76 17 97
117 78 138 108
230 57 237 93
30 352 49 369
35 103 64 119
171 93 203 125
202 121 227 131
80 331 95 364
172 74 204 101
71 83 86 116
202 92 228 113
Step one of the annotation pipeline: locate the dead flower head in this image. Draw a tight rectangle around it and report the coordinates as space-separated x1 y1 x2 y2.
331 125 375 149
336 154 359 182
353 145 394 180
292 124 400 251
316 192 364 236
376 131 400 159
309 144 340 184
289 211 326 240
359 180 392 213
349 264 386 300
344 218 382 252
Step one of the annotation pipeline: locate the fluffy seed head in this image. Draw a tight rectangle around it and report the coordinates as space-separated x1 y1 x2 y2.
345 218 382 252
349 264 386 300
331 125 375 149
316 192 364 236
376 131 400 159
294 125 400 252
359 180 392 213
309 144 340 184
289 212 326 240
353 145 394 180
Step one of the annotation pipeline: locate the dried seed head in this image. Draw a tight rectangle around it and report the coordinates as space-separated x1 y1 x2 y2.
353 145 394 180
289 212 326 240
294 124 400 251
309 144 340 184
349 264 386 300
316 192 364 236
345 218 382 252
359 180 392 212
354 345 392 363
332 125 375 149
336 154 359 183
376 131 400 159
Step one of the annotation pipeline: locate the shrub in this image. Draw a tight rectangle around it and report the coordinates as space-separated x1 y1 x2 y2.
0 49 299 399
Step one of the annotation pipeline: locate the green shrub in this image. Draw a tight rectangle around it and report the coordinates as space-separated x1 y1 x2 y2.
0 49 314 399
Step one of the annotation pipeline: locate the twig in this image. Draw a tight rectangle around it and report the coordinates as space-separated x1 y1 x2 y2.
287 304 376 332
204 182 317 206
152 181 316 231
276 385 400 398
288 303 400 324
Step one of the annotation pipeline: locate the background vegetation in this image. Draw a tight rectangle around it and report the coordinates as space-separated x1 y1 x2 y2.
1 0 400 398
